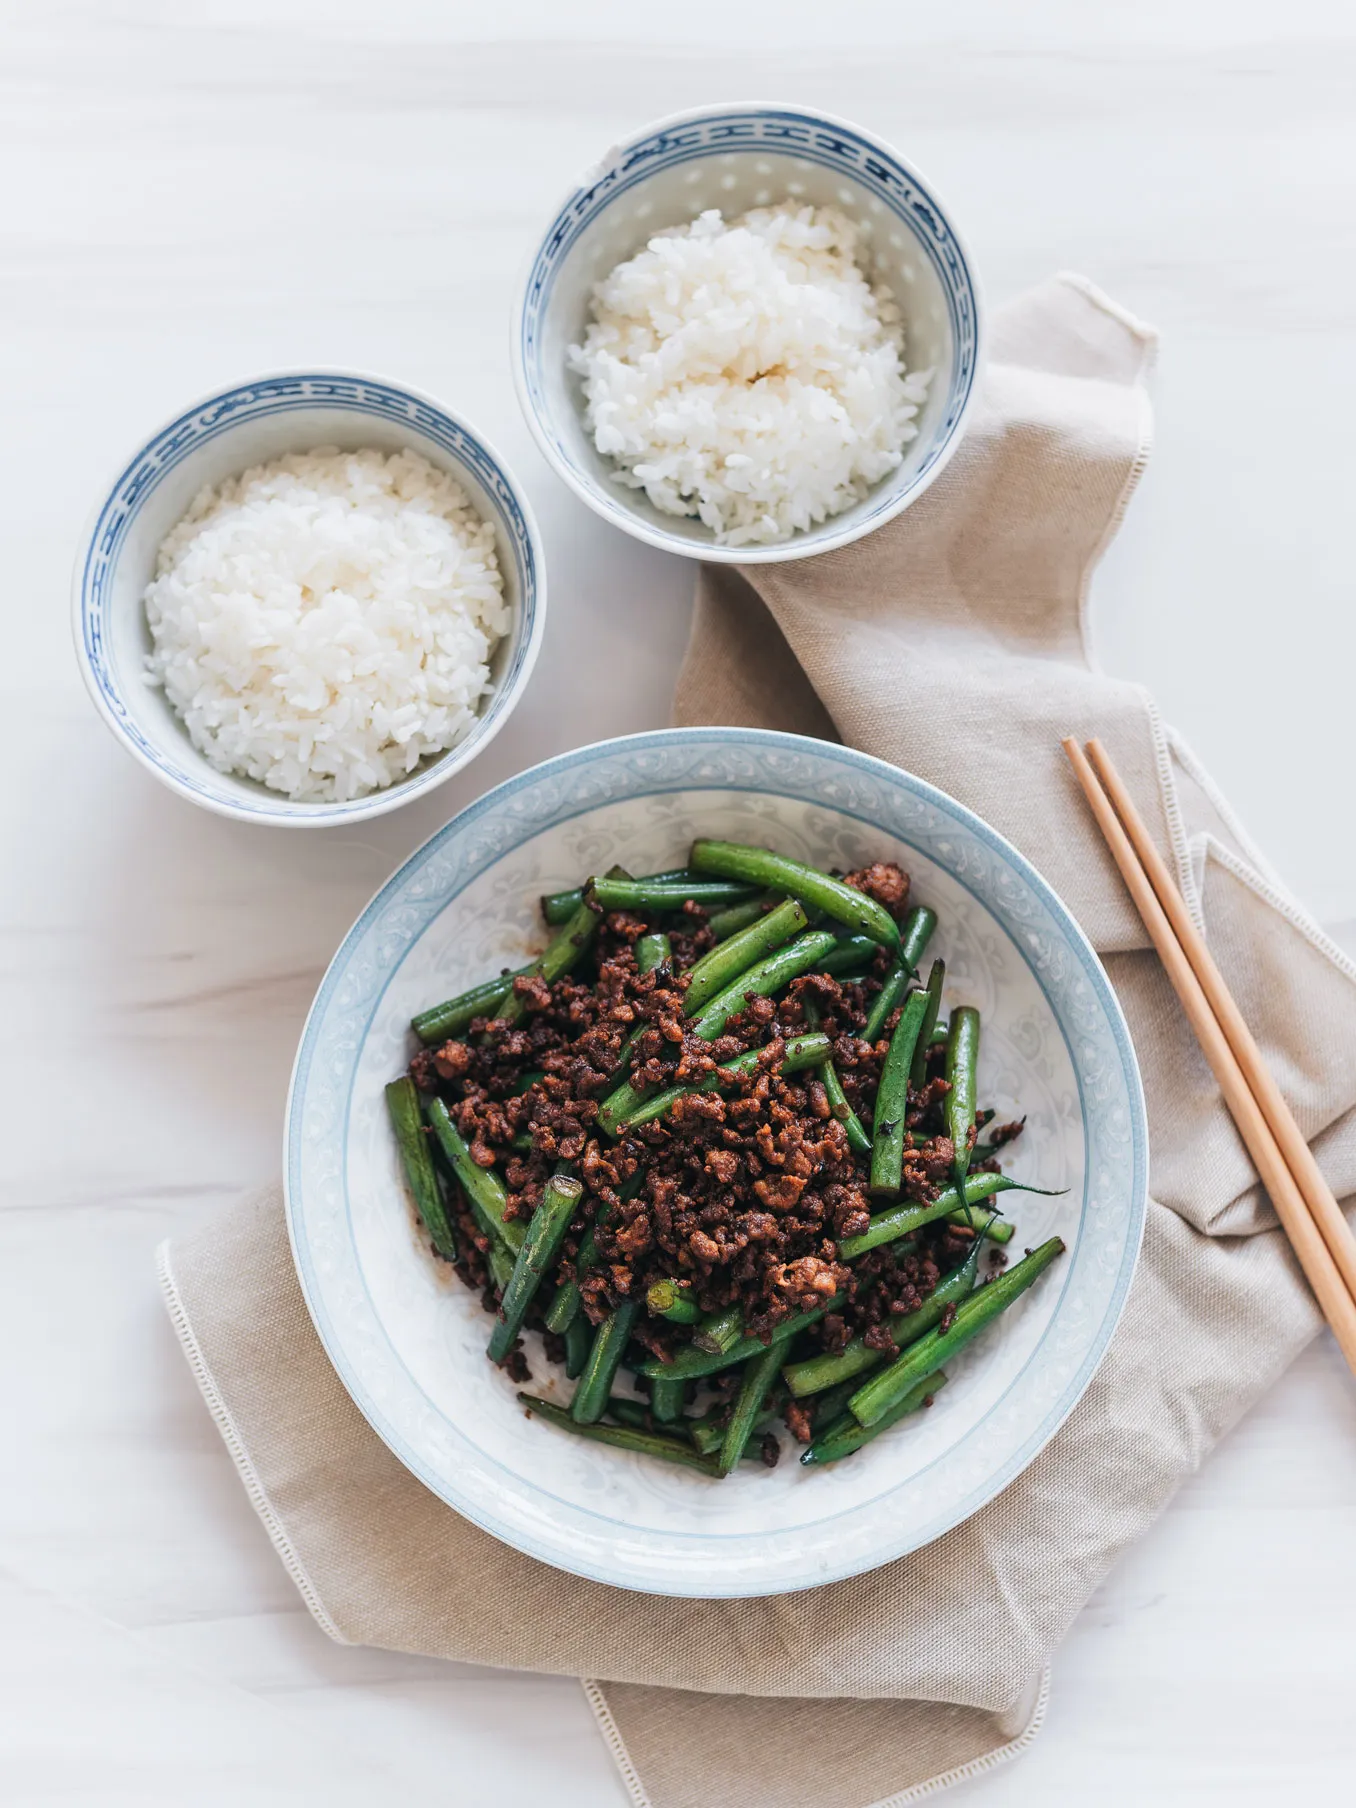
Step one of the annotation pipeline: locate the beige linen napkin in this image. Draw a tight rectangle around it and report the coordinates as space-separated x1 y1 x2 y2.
159 274 1356 1808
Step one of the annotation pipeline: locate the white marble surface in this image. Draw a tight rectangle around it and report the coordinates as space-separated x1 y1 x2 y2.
3 3 1355 1802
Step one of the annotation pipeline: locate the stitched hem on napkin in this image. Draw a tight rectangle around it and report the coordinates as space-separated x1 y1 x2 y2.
156 1237 348 1646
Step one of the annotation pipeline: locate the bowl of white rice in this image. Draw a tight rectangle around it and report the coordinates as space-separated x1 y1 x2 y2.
72 371 544 825
513 104 982 563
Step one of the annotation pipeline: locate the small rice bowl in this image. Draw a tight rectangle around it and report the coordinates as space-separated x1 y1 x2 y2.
569 202 931 548
142 447 508 803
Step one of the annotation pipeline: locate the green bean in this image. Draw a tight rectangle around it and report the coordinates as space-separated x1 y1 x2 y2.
692 1302 744 1356
849 1237 1066 1427
425 1099 524 1254
604 1396 652 1430
718 1341 784 1475
487 1240 516 1292
542 1168 647 1332
487 1174 583 1364
869 986 932 1197
910 958 946 1090
816 935 877 978
945 1006 981 1188
947 1203 1016 1242
411 966 531 1045
520 1395 719 1474
687 1384 788 1455
783 1241 981 1397
540 868 688 926
650 1375 688 1424
637 1294 845 1384
384 1078 456 1259
610 1032 831 1135
706 892 783 941
688 928 840 1039
681 898 809 1017
900 905 938 975
801 999 870 1156
862 964 909 1047
634 931 671 976
808 1377 862 1429
689 840 904 954
802 1371 947 1466
588 876 763 914
490 900 600 1032
597 930 838 1135
563 1314 591 1379
843 1173 1032 1259
646 1278 701 1324
571 1301 640 1424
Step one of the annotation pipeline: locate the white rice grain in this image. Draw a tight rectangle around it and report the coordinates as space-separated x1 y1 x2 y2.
143 447 508 803
569 203 931 547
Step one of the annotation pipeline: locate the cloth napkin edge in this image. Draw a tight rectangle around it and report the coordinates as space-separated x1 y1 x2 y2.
154 1235 350 1647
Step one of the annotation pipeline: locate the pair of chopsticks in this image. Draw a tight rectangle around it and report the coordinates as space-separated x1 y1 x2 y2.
1063 736 1356 1376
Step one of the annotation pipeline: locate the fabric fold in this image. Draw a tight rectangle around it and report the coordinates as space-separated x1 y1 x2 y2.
159 273 1356 1808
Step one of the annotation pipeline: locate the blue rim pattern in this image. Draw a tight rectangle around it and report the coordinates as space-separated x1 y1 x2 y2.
285 728 1148 1596
517 107 980 541
74 373 542 825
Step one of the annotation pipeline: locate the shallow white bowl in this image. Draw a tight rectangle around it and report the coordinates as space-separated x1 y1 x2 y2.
72 370 545 827
285 728 1147 1596
512 102 982 564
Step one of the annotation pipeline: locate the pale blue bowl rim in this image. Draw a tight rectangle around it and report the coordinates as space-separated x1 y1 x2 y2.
70 366 546 828
284 724 1148 1595
511 100 984 565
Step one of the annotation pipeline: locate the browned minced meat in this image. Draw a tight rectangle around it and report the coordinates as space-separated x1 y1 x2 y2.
407 872 1007 1374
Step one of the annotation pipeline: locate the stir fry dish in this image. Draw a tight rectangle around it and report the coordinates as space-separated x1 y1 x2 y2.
387 839 1065 1476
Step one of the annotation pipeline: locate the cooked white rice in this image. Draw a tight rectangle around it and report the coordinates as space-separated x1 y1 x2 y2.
569 202 931 547
143 447 508 803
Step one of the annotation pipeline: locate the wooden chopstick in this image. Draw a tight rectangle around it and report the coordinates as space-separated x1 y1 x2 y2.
1062 736 1356 1376
1085 736 1356 1302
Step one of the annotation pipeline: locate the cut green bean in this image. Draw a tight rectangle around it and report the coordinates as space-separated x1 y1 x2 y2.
521 1395 719 1474
801 998 870 1156
945 1006 981 1188
638 1295 845 1384
571 1301 640 1424
646 1278 701 1324
650 1375 688 1424
842 1173 1031 1260
490 900 600 1032
718 1340 784 1476
707 892 783 941
540 868 686 926
488 1174 584 1364
689 1391 785 1457
542 1169 647 1332
784 1241 981 1397
862 964 909 1046
802 1371 947 1465
611 1033 831 1135
689 840 903 954
816 934 877 978
899 905 938 975
947 1203 1017 1242
634 931 672 976
385 1078 456 1259
588 876 763 914
426 1099 525 1254
692 1302 744 1356
689 928 840 1039
411 966 531 1045
850 1237 1066 1427
909 959 946 1089
681 898 809 1017
869 986 932 1197
563 1314 590 1379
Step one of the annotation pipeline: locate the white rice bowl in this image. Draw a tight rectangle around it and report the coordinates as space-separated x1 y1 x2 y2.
569 203 931 548
142 447 509 803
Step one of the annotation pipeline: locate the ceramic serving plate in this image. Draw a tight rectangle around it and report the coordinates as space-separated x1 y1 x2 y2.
284 729 1147 1596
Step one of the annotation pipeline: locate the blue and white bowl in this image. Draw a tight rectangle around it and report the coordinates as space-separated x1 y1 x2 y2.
286 728 1147 1596
513 103 982 564
72 371 545 827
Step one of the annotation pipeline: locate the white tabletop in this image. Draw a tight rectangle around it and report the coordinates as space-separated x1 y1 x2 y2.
5 4 1355 1802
